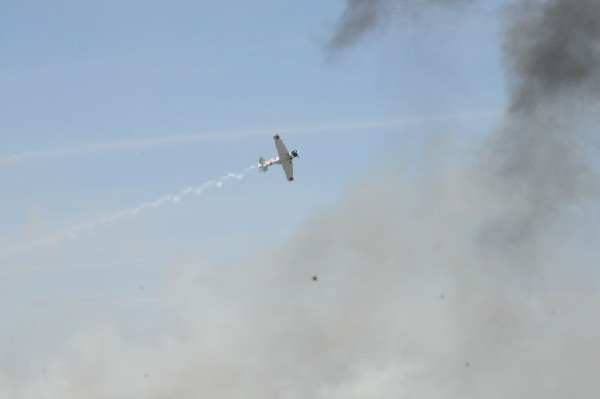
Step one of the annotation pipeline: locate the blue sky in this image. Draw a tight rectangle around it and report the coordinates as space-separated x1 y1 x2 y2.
1 0 504 259
0 0 515 389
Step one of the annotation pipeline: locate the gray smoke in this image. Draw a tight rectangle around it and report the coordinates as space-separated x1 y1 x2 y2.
4 155 599 398
326 0 392 52
326 0 475 52
479 0 600 255
3 0 600 397
504 0 600 115
327 0 600 256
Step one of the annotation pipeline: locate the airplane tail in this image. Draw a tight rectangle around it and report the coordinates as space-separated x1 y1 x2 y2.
258 157 269 172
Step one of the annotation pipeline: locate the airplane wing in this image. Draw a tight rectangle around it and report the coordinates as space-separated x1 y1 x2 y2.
273 134 289 159
273 134 294 181
281 158 293 181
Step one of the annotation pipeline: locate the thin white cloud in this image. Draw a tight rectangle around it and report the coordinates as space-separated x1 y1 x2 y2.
0 112 497 166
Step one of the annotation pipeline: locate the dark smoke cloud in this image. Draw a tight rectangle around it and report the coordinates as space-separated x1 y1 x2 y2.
504 0 600 115
320 2 600 396
327 0 600 256
327 0 475 52
326 0 391 52
480 0 600 255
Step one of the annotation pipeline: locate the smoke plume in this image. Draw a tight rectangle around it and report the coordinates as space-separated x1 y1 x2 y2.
478 0 600 255
504 0 600 115
326 0 475 52
3 0 600 397
327 0 600 253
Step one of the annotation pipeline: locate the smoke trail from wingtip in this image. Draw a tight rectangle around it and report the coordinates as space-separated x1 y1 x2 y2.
2 166 254 260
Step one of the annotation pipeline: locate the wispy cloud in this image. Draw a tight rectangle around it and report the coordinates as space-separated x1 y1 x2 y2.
0 113 497 166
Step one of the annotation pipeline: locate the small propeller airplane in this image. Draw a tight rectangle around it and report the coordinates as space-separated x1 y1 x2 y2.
258 134 299 182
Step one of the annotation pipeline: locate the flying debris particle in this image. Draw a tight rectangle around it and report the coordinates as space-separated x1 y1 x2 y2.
312 275 318 281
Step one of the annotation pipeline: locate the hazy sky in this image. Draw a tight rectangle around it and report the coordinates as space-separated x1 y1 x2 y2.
2 0 599 397
0 0 503 268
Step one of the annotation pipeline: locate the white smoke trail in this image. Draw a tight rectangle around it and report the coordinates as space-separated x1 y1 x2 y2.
2 165 256 260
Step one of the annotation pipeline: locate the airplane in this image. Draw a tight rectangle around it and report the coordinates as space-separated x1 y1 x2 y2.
258 134 299 182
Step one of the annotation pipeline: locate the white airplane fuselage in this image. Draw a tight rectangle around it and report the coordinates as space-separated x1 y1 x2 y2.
258 134 298 181
258 156 280 172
